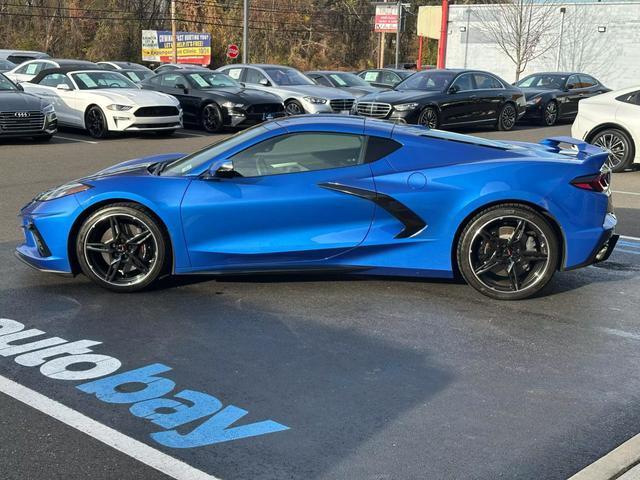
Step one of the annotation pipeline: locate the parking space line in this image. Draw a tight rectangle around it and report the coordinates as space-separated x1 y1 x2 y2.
0 374 222 480
620 235 640 242
613 190 640 196
55 135 99 145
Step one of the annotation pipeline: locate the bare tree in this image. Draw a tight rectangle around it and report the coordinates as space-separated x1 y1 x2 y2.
474 0 560 80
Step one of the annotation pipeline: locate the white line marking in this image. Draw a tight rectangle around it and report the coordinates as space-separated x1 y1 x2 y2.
621 235 640 242
613 190 640 196
55 135 99 145
0 374 222 480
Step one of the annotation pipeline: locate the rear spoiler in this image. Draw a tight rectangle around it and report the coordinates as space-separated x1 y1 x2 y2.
539 136 609 171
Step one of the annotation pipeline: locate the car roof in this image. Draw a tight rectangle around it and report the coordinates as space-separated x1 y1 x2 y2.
521 72 576 76
222 64 298 69
306 70 354 75
30 67 125 83
41 59 98 66
0 49 49 58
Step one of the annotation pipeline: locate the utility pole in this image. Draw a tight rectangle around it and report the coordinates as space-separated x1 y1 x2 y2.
556 7 566 70
394 0 402 69
243 0 249 63
171 0 177 64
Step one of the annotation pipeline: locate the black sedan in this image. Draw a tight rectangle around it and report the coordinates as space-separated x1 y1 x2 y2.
140 69 285 132
0 73 57 141
353 69 526 131
515 72 610 126
306 70 383 97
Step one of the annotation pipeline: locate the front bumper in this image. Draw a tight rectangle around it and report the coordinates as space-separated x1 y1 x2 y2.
223 107 286 127
0 112 57 138
107 111 183 132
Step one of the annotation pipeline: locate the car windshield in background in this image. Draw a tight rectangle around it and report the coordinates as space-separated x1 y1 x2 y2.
395 71 455 91
71 71 138 90
328 72 370 87
188 72 239 88
516 75 568 89
122 70 155 82
0 59 16 70
0 74 18 91
398 70 414 79
263 67 314 86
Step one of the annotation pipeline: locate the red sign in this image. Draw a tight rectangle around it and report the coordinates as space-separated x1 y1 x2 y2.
374 5 399 33
227 44 240 59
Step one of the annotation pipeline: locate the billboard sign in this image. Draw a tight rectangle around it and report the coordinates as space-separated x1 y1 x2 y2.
374 5 399 33
142 30 211 65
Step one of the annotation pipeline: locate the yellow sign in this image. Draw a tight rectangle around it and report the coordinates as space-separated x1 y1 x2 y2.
417 5 442 39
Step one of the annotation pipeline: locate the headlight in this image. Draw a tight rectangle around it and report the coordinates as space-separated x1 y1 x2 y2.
221 101 246 109
303 96 328 104
42 103 55 114
106 104 133 111
394 102 419 111
35 182 92 202
526 97 542 105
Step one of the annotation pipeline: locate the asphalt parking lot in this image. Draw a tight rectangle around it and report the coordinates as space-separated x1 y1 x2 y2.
1 123 640 480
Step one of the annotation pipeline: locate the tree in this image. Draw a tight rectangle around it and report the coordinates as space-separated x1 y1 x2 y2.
473 0 559 80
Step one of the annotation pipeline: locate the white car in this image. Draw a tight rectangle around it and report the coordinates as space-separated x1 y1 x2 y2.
22 68 182 138
4 58 97 83
572 86 640 172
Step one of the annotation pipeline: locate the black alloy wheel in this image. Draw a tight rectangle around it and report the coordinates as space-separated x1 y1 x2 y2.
497 103 517 131
541 101 558 126
285 100 305 115
591 128 635 173
417 107 439 129
76 203 168 292
202 103 224 133
457 204 559 300
85 106 109 139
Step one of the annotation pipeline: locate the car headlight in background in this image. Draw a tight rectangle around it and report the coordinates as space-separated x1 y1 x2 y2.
303 96 328 104
394 102 419 111
222 101 246 109
526 97 542 106
106 104 133 111
35 182 92 202
42 103 55 114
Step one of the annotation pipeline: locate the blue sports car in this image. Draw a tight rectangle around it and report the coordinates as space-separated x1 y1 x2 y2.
16 115 617 300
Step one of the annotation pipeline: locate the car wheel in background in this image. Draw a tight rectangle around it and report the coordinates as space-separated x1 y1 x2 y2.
285 99 305 115
85 106 109 139
417 106 439 129
457 204 559 300
497 103 517 131
540 100 558 126
591 128 635 173
201 103 224 133
76 203 169 292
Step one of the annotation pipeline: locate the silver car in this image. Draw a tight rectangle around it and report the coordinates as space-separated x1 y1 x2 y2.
216 64 355 115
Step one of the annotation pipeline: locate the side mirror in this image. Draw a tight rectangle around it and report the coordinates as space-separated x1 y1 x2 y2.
56 84 71 91
213 161 241 179
16 83 24 91
175 83 189 93
448 85 459 94
259 78 270 86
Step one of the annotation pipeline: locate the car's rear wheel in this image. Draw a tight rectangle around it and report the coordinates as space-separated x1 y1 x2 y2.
85 106 109 139
285 99 305 115
76 203 168 292
457 204 559 300
540 100 558 126
417 106 439 129
201 103 224 133
497 103 517 131
591 128 635 173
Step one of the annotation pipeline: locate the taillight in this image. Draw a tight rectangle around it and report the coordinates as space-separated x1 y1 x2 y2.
571 171 610 193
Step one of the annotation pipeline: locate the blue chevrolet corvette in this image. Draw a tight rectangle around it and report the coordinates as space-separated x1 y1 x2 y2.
17 115 618 300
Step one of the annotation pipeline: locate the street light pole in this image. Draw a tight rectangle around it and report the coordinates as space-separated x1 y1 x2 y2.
394 0 402 69
556 7 566 70
171 0 177 64
243 0 249 63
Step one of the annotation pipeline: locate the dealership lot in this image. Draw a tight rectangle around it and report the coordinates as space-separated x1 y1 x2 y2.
1 124 640 480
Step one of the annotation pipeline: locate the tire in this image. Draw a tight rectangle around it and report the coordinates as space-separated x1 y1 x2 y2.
497 103 517 131
285 99 305 115
85 106 109 139
457 204 559 300
33 134 53 142
201 103 224 133
75 203 169 292
591 128 635 173
539 100 558 126
417 106 439 129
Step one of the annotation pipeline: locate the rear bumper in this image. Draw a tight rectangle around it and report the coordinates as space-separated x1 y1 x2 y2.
563 212 618 270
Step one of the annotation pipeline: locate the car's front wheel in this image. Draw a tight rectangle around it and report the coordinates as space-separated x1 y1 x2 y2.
201 103 224 133
591 128 635 173
497 103 517 131
285 99 305 115
540 100 558 126
76 203 168 292
85 106 109 139
417 106 439 129
457 204 559 300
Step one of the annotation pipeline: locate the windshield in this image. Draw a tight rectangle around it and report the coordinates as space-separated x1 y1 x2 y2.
122 70 155 82
0 59 16 70
71 71 138 90
187 72 239 88
0 73 18 91
263 67 314 86
516 75 567 89
161 125 268 176
328 72 369 87
395 71 455 91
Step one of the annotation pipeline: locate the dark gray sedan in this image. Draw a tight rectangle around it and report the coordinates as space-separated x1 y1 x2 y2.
305 70 384 97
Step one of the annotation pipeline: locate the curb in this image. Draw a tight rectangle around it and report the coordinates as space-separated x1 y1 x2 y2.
569 433 640 480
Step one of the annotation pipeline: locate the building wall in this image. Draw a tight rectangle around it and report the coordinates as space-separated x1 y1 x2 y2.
445 2 640 90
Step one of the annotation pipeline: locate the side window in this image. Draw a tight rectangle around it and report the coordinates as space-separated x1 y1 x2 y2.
566 74 580 89
39 73 72 88
244 68 267 84
311 75 332 87
25 62 47 75
361 71 379 83
225 68 243 81
473 73 502 89
451 74 474 91
380 71 400 85
579 75 597 88
8 55 31 64
231 133 366 177
160 73 186 88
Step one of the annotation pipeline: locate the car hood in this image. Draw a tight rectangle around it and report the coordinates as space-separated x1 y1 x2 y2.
357 89 440 104
202 87 281 104
87 88 179 107
0 91 49 110
89 152 186 179
342 85 384 97
274 84 354 99
520 87 557 99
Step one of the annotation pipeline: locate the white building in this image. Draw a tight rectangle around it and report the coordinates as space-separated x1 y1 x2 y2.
445 1 640 90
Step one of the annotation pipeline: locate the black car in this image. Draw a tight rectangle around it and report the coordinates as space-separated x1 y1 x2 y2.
515 72 610 126
357 68 414 88
353 69 526 131
0 73 57 141
305 70 383 97
140 69 285 132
